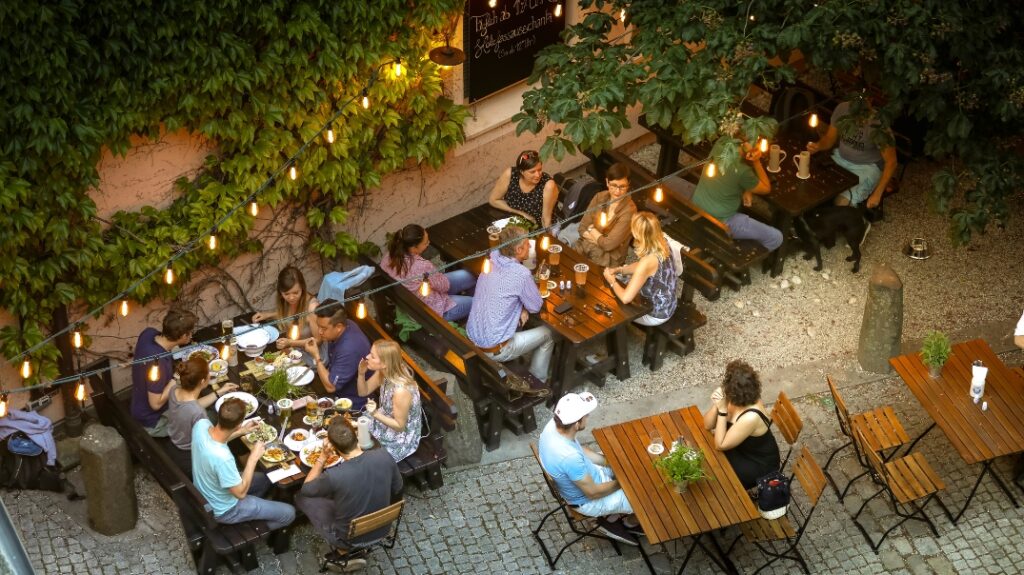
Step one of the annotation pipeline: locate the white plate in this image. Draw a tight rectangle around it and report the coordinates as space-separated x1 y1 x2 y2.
283 429 312 452
287 366 314 386
233 324 280 349
173 343 219 361
215 391 259 417
300 444 343 468
209 358 228 377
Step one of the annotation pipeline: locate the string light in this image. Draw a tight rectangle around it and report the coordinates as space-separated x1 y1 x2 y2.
21 360 32 379
289 324 300 340
325 124 335 144
208 233 217 250
654 186 664 203
759 138 768 153
0 394 7 418
482 258 491 274
361 90 370 109
120 299 130 317
599 211 608 228
488 0 497 7
164 266 175 285
809 113 819 128
619 8 626 22
540 236 550 251
73 331 83 349
706 163 717 178
393 59 403 78
554 3 562 17
419 274 431 297
220 341 231 361
249 200 259 217
75 379 86 402
148 363 160 382
289 164 298 181
356 300 367 319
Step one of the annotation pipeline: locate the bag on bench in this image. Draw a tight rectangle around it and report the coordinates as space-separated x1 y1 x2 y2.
0 432 78 498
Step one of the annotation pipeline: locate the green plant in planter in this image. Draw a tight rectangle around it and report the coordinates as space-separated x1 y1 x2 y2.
654 443 710 485
920 331 952 372
262 370 298 403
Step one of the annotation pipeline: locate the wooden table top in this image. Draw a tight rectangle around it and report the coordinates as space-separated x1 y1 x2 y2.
593 406 759 545
891 339 1024 465
425 203 648 345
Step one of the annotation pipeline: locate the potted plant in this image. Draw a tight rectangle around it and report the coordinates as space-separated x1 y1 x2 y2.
920 330 952 378
654 442 710 494
262 370 298 403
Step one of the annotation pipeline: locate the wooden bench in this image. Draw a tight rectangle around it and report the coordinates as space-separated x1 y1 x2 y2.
348 305 456 490
86 358 290 574
359 258 547 452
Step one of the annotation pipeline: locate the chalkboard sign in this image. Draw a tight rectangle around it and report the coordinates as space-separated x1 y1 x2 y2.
464 0 566 103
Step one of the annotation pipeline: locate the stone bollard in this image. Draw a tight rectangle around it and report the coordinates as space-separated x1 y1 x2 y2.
425 372 482 467
858 264 904 374
80 424 137 535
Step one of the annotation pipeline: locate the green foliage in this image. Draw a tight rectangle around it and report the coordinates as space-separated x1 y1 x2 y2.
920 331 952 369
517 0 1024 244
654 443 710 484
0 0 468 383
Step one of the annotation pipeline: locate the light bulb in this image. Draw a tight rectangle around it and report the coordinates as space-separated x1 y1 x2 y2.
165 266 175 285
394 60 403 77
749 14 756 21
0 394 7 418
148 364 160 382
619 8 626 22
488 0 496 7
759 138 768 153
75 380 86 402
289 165 298 181
654 186 664 203
120 299 130 316
356 301 367 319
554 3 562 17
419 274 431 297
289 324 300 340
73 331 83 349
326 127 335 144
599 211 608 228
540 236 549 251
249 201 259 217
361 91 369 109
208 234 217 250
482 259 491 274
21 360 31 379
221 341 231 361
809 113 819 128
707 163 717 178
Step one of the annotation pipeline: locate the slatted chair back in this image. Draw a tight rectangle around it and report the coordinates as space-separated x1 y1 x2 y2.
826 375 852 436
792 447 827 507
772 391 803 446
346 501 404 541
854 428 887 482
530 444 575 514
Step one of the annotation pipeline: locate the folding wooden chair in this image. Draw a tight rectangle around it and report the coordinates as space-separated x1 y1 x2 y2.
770 391 803 470
850 429 952 553
822 375 909 501
729 447 828 574
320 500 404 573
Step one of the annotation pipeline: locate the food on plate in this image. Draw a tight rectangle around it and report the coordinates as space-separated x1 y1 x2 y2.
291 431 307 442
262 446 287 463
317 398 333 409
303 445 342 468
246 421 277 443
288 349 303 362
334 397 353 410
263 352 280 362
209 359 228 374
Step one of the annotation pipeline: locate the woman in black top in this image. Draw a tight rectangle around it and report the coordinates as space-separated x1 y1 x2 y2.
488 149 558 228
703 360 781 488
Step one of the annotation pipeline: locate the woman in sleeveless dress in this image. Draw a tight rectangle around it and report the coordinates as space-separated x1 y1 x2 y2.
251 265 320 349
603 212 678 326
357 340 422 462
489 149 558 228
702 360 781 488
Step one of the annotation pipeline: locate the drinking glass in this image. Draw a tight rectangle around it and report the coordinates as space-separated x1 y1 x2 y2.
277 398 293 426
487 225 501 248
221 318 234 337
548 244 562 267
573 263 589 287
648 433 664 455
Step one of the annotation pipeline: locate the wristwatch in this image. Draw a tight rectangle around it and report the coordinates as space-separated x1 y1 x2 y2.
718 411 728 417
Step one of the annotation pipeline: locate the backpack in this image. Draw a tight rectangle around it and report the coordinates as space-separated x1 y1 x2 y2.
756 470 791 520
558 177 603 222
0 432 79 498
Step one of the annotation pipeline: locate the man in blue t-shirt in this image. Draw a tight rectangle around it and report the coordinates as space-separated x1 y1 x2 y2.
191 399 295 530
305 299 372 408
130 308 197 436
538 392 638 544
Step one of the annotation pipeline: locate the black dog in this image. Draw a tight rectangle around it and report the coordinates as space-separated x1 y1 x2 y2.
801 205 869 273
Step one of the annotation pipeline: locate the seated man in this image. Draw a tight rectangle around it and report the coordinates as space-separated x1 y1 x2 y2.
691 139 783 251
191 398 295 530
808 97 897 210
466 226 554 383
538 392 637 544
295 421 403 571
305 300 373 408
131 308 197 437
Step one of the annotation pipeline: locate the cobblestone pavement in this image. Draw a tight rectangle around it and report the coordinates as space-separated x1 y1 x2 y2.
5 350 1024 574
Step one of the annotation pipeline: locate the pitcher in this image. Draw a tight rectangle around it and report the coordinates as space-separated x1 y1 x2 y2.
767 144 787 173
793 151 811 179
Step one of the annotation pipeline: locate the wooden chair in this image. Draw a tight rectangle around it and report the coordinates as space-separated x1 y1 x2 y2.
851 429 952 553
822 375 909 501
770 391 803 470
320 500 404 573
731 447 827 574
529 445 655 574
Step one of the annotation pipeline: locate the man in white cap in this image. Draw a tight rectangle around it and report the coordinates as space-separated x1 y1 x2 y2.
537 392 638 544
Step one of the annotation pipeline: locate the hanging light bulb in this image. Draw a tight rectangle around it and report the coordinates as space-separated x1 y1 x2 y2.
75 379 87 402
419 274 431 297
356 300 367 319
73 330 83 349
540 236 550 251
706 162 717 178
619 8 626 22
221 341 231 361
326 125 335 144
759 138 768 153
0 393 7 418
361 90 369 109
554 3 562 17
289 323 300 341
20 360 32 379
599 211 608 228
394 58 403 78
482 258 491 274
164 266 175 285
289 164 298 181
120 299 130 317
249 200 259 217
148 363 160 382
809 113 819 128
654 186 664 203
488 0 497 7
208 233 217 250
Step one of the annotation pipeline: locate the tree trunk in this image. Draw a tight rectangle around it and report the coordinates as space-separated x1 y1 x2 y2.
52 305 83 438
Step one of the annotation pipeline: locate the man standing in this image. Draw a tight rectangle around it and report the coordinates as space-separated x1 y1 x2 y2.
538 392 637 544
295 421 403 570
691 140 783 251
191 399 295 531
131 308 198 436
305 300 372 408
467 226 554 383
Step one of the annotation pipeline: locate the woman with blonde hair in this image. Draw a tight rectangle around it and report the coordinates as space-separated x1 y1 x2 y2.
357 340 423 462
252 265 320 348
602 212 678 326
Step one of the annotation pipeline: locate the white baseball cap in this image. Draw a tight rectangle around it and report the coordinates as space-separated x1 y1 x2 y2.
554 392 598 424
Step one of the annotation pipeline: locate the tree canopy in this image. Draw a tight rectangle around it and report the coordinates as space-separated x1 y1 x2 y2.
514 0 1024 244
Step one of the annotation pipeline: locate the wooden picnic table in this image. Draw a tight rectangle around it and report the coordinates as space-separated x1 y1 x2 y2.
593 406 759 573
890 339 1024 523
425 203 649 401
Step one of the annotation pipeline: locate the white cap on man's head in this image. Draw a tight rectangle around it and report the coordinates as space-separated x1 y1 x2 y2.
554 392 598 424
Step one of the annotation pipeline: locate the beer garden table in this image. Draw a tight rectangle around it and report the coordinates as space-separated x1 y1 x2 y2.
890 339 1024 523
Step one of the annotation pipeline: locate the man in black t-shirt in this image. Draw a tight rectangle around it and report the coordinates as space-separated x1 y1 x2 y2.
295 421 403 570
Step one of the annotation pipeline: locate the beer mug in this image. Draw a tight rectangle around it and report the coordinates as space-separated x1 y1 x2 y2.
793 151 811 179
487 225 500 248
767 145 787 173
573 263 589 287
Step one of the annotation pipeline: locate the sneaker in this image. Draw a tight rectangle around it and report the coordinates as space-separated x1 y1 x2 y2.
859 220 872 247
596 517 639 546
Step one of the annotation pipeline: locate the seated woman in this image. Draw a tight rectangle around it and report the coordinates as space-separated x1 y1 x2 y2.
489 150 559 229
564 162 637 268
357 340 422 462
164 356 240 477
702 360 781 489
602 212 678 327
380 224 475 322
252 266 320 349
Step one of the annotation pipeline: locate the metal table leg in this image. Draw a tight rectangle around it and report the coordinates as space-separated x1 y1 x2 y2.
951 460 1021 525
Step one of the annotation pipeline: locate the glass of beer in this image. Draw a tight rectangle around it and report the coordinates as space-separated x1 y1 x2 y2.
573 263 589 287
487 225 501 248
277 398 293 427
547 244 561 266
538 266 551 298
221 318 234 336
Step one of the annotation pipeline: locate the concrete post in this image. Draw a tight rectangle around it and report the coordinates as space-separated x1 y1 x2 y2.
858 264 904 374
80 425 137 535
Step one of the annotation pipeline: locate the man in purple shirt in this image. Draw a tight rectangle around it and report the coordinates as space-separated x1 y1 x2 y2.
131 308 197 436
305 300 373 408
467 226 554 382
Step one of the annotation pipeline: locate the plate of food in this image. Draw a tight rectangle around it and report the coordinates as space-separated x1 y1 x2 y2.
288 349 304 363
261 443 289 464
300 443 342 468
174 343 219 362
208 358 228 377
287 366 314 387
334 397 353 411
245 421 277 444
215 391 259 417
283 429 310 452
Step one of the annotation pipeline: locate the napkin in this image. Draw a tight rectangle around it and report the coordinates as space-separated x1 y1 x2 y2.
267 463 301 484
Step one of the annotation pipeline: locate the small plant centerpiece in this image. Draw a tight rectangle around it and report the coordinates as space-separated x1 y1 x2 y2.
262 369 298 403
920 331 952 378
654 441 710 494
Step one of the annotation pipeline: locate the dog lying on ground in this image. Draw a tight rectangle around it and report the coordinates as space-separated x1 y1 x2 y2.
801 205 869 273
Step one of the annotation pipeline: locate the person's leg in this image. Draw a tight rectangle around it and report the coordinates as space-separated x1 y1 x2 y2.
634 314 669 327
491 326 555 382
217 496 296 531
444 269 476 295
295 494 343 548
442 295 474 322
832 150 881 206
725 213 783 251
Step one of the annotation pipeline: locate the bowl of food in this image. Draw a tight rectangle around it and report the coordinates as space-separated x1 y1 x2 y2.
215 392 259 417
261 443 289 464
208 358 228 377
317 397 334 411
283 429 310 451
288 349 304 363
334 397 353 411
234 325 274 357
245 421 277 444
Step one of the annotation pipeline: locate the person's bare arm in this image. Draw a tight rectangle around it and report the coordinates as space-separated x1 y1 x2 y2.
866 145 898 209
305 338 335 393
714 411 761 451
604 254 657 305
581 445 607 466
356 359 383 397
228 442 264 498
489 168 535 222
541 180 559 228
370 386 412 432
148 385 172 411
